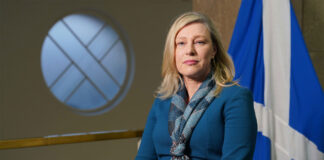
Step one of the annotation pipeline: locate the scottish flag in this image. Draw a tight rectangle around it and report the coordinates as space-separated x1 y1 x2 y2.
228 0 324 159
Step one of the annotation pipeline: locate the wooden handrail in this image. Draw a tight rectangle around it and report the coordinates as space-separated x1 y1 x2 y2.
0 129 143 150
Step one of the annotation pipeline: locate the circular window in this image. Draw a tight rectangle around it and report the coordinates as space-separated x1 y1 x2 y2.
41 13 134 115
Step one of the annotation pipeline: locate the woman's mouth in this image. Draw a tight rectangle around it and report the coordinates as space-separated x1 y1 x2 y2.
184 60 198 65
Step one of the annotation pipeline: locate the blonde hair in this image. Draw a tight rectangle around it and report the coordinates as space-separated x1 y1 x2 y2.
157 12 236 99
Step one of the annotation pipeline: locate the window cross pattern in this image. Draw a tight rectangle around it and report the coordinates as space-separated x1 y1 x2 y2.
41 14 129 113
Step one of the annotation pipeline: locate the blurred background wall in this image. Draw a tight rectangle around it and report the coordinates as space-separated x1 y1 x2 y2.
0 0 322 159
0 0 191 159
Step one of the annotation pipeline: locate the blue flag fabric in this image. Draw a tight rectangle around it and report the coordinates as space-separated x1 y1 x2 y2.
228 0 324 159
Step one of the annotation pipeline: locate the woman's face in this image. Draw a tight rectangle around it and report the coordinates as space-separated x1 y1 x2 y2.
175 22 216 81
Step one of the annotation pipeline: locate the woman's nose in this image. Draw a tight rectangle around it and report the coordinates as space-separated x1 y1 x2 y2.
185 43 195 55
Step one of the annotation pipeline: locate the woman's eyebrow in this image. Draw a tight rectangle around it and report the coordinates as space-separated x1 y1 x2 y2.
176 35 207 40
193 35 207 39
175 36 186 40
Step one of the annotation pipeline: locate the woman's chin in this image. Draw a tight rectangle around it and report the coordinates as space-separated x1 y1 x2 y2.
181 72 209 82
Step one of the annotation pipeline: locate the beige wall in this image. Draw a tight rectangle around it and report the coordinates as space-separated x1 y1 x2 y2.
193 0 324 88
303 0 324 88
193 0 240 52
0 0 191 159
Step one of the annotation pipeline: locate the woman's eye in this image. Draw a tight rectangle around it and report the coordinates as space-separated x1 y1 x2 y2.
176 42 185 46
195 41 206 45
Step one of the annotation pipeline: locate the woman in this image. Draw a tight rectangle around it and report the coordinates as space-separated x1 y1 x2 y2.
136 12 257 160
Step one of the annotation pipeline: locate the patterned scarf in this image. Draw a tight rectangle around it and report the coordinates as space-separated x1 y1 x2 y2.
168 73 216 160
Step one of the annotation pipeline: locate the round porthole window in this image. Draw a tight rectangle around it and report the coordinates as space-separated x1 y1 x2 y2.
41 13 134 115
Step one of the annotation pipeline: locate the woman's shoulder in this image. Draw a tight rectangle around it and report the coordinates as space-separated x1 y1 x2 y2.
154 96 171 103
151 96 172 108
148 96 172 116
220 85 255 117
220 84 252 99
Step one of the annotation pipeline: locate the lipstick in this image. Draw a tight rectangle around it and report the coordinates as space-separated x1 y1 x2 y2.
184 60 198 65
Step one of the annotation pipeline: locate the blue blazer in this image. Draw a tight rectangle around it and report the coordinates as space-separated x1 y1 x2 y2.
136 85 257 160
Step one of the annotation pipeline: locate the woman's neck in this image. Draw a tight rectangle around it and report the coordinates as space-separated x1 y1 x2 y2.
183 77 203 102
